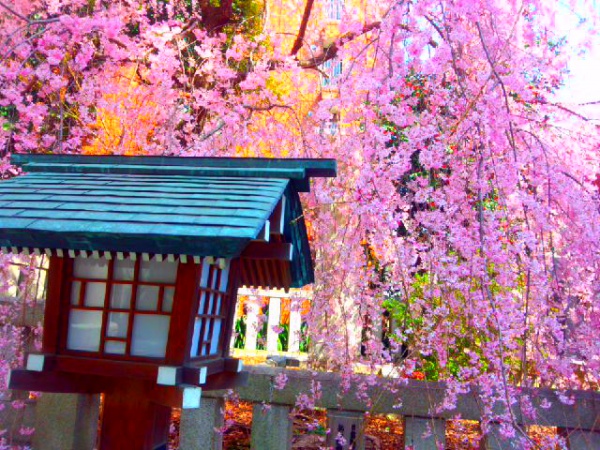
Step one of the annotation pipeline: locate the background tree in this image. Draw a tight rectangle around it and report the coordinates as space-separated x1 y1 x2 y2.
1 0 599 447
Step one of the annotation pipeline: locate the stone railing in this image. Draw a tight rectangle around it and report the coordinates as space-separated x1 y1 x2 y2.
180 366 600 450
6 365 600 449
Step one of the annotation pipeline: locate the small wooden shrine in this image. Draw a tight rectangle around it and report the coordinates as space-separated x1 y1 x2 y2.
0 154 336 450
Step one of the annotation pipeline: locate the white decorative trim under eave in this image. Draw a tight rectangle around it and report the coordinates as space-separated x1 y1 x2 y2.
0 249 231 269
237 287 313 299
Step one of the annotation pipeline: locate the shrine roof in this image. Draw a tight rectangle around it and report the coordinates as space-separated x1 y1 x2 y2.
0 155 336 288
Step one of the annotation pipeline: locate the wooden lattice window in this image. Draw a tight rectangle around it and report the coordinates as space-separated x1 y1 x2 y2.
64 257 177 359
189 259 232 359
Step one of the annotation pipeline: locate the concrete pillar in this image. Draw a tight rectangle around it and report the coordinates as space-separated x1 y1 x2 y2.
266 297 281 352
563 429 600 450
245 295 261 351
483 423 514 450
250 403 292 450
404 416 446 450
326 410 365 450
288 298 302 353
33 393 100 450
179 397 225 450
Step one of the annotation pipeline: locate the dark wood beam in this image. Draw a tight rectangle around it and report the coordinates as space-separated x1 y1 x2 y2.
42 256 65 354
166 261 201 365
241 242 293 261
203 371 249 391
55 355 158 380
9 369 108 393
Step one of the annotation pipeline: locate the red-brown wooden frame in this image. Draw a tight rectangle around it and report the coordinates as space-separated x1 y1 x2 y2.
43 255 241 369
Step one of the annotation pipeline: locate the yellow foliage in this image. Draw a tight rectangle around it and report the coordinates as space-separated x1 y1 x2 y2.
82 65 158 155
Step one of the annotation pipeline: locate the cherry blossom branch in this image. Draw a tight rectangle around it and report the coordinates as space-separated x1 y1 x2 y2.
475 145 531 445
0 2 59 24
0 1 29 22
0 28 47 62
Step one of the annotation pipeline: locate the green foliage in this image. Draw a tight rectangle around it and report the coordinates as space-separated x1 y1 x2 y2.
383 273 489 381
228 0 264 37
277 323 288 351
233 315 310 352
299 322 310 353
233 316 246 349
0 106 17 132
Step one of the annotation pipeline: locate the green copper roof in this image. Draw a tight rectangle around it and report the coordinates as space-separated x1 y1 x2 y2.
0 155 337 287
11 154 336 193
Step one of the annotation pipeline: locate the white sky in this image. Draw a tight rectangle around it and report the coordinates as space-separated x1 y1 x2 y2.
553 0 600 121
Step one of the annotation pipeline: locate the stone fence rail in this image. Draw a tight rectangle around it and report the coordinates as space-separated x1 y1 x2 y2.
4 367 600 449
181 366 600 450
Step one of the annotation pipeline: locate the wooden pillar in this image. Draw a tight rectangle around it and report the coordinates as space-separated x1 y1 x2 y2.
326 410 365 450
288 297 302 353
404 416 446 450
266 297 281 352
33 393 100 450
250 403 292 450
100 381 170 450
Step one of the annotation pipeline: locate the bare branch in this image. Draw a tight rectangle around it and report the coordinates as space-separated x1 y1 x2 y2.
290 0 314 56
579 100 600 106
242 103 291 111
199 119 226 141
549 103 593 121
298 21 381 69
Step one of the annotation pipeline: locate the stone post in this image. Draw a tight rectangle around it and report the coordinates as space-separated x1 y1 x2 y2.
179 397 225 450
483 423 514 450
404 416 446 450
32 393 100 450
326 410 365 450
560 428 600 450
250 403 292 450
